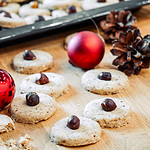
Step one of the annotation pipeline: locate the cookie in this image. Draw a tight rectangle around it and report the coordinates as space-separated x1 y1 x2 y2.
82 0 119 10
18 1 50 17
19 72 68 98
10 93 56 124
6 0 30 3
81 69 129 95
17 134 32 149
12 50 53 74
43 0 81 10
5 134 32 150
24 15 53 25
51 9 68 18
50 116 101 146
0 11 26 28
83 97 130 128
0 114 15 134
0 3 20 14
0 138 7 150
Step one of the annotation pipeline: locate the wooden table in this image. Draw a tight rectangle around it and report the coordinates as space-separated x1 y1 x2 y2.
0 5 150 150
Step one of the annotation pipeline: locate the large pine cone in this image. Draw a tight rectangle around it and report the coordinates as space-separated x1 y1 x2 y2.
110 29 150 76
100 10 137 43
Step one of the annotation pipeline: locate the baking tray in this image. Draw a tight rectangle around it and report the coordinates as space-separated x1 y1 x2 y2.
0 0 150 45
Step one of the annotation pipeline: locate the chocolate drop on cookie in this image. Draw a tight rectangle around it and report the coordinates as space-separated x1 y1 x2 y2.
36 16 45 22
26 92 39 106
23 50 36 60
0 10 11 18
97 0 106 2
101 99 117 111
98 72 111 81
67 115 80 130
36 73 49 85
67 6 76 14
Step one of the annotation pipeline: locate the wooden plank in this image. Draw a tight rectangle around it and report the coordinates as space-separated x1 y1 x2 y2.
0 5 150 150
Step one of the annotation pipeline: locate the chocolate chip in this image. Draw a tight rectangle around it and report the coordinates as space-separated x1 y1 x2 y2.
101 99 117 111
36 73 49 85
0 10 11 18
67 6 76 14
23 50 36 60
67 115 80 130
98 72 111 81
35 16 45 22
26 92 39 106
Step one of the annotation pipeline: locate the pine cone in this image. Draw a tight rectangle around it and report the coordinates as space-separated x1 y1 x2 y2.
100 10 137 43
110 28 150 76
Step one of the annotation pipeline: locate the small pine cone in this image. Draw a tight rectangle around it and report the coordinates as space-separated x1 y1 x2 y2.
100 10 137 43
110 28 150 76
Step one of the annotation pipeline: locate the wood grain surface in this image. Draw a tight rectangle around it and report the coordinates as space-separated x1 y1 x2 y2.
0 5 150 150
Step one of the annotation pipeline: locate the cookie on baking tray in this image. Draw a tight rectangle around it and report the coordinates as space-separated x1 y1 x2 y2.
83 97 130 128
19 72 68 98
24 15 53 25
0 10 26 28
50 115 101 146
10 92 56 124
12 50 53 74
81 69 129 95
18 1 51 17
6 0 30 3
51 9 68 18
0 114 15 134
0 2 20 14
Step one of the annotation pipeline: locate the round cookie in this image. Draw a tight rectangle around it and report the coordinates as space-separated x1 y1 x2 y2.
6 0 30 3
0 11 26 28
0 114 15 134
18 2 50 17
81 69 129 95
83 98 130 128
0 3 20 14
50 116 101 146
51 9 68 18
12 50 53 74
24 15 53 25
10 93 56 124
19 72 68 98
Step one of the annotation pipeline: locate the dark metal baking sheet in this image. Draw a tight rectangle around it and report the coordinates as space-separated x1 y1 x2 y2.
0 0 150 45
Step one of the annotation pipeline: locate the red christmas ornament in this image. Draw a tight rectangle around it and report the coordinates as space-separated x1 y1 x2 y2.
0 69 15 110
67 31 105 69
